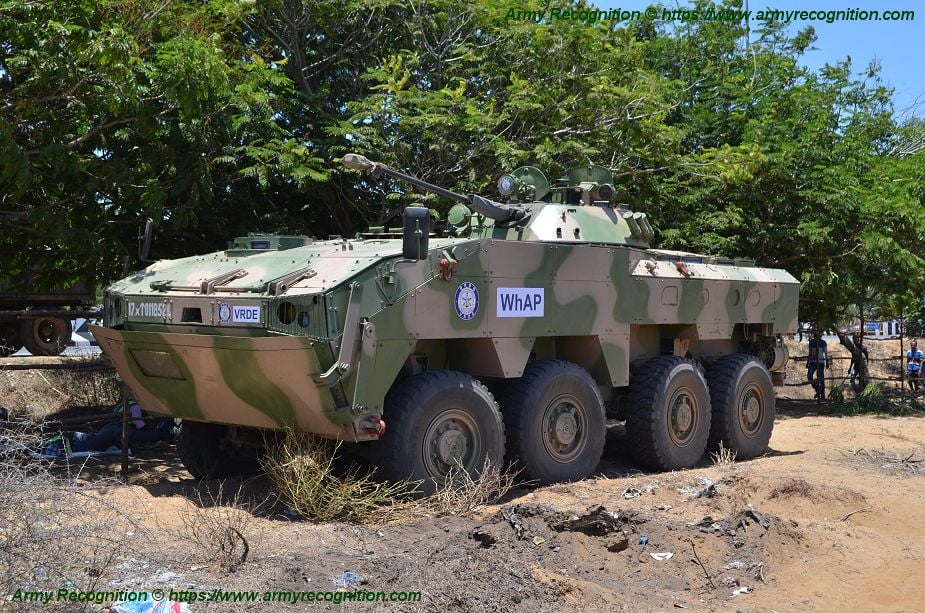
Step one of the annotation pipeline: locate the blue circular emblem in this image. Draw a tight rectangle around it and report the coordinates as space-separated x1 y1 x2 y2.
455 282 479 321
218 303 232 323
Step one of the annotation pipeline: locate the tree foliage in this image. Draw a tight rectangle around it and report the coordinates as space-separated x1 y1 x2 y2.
1 0 315 285
1 0 923 319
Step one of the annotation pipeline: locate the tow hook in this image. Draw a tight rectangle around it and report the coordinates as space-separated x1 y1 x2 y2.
362 416 387 437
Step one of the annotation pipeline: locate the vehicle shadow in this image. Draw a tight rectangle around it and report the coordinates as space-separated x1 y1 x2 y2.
775 398 831 420
595 420 804 480
45 415 808 515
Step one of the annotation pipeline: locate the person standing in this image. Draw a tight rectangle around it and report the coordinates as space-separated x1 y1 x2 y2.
906 340 923 392
848 332 869 394
807 331 832 400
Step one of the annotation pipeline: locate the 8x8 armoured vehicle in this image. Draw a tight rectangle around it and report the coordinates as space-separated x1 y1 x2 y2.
92 154 797 490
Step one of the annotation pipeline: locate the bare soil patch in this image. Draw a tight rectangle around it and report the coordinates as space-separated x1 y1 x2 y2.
3 352 925 611
0 408 920 612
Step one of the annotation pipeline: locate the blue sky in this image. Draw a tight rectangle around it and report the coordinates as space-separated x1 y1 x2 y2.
591 0 923 119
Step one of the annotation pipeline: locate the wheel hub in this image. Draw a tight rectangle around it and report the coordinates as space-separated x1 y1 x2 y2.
743 396 760 426
672 397 693 431
553 411 578 446
435 428 468 465
542 395 587 463
423 409 481 478
668 388 697 446
739 385 764 436
38 320 55 343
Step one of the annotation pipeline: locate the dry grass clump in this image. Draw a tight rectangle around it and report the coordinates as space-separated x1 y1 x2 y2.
0 422 134 601
710 442 737 467
415 458 517 517
261 431 417 523
164 481 271 573
262 430 516 524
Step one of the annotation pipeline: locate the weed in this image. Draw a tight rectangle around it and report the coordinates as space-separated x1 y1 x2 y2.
710 442 737 467
261 430 417 523
262 430 517 524
392 457 518 522
167 481 270 572
0 423 133 603
857 383 889 413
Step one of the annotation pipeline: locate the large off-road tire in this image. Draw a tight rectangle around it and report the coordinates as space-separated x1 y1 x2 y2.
19 317 71 356
378 370 505 495
0 326 21 357
706 354 775 460
177 420 259 479
626 356 711 471
498 360 606 485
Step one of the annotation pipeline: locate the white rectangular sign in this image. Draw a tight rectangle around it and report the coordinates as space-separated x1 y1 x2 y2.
232 305 261 323
496 287 544 318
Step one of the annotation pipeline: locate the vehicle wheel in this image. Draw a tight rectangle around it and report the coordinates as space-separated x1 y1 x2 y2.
706 354 775 460
498 360 606 485
0 326 21 357
19 317 72 356
177 420 259 479
378 370 505 495
626 356 711 471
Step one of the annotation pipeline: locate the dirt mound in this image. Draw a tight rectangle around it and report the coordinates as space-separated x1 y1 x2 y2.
768 478 867 504
458 502 797 608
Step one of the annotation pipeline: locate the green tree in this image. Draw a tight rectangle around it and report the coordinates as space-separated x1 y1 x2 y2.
3 0 923 323
0 0 318 286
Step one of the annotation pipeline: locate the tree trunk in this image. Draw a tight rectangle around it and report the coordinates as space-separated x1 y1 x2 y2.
837 331 869 393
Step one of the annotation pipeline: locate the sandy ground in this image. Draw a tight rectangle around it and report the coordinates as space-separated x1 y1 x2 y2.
2 341 924 611
15 406 915 613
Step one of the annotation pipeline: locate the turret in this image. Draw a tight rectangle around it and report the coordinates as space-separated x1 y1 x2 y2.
342 153 525 224
342 153 653 248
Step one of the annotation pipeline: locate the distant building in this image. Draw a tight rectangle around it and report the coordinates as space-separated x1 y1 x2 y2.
849 318 904 338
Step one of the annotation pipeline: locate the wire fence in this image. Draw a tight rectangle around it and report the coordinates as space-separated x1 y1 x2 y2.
786 350 915 389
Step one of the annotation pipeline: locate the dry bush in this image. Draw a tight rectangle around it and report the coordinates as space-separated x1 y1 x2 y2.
164 481 271 573
262 430 517 524
710 442 737 467
838 446 923 476
413 458 517 518
262 431 416 523
0 358 120 420
0 422 134 604
45 360 121 411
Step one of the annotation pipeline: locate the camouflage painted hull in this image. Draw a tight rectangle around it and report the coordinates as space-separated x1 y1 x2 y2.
90 325 349 437
93 234 798 442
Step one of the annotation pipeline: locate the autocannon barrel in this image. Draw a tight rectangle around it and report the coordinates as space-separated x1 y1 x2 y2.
342 153 524 223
